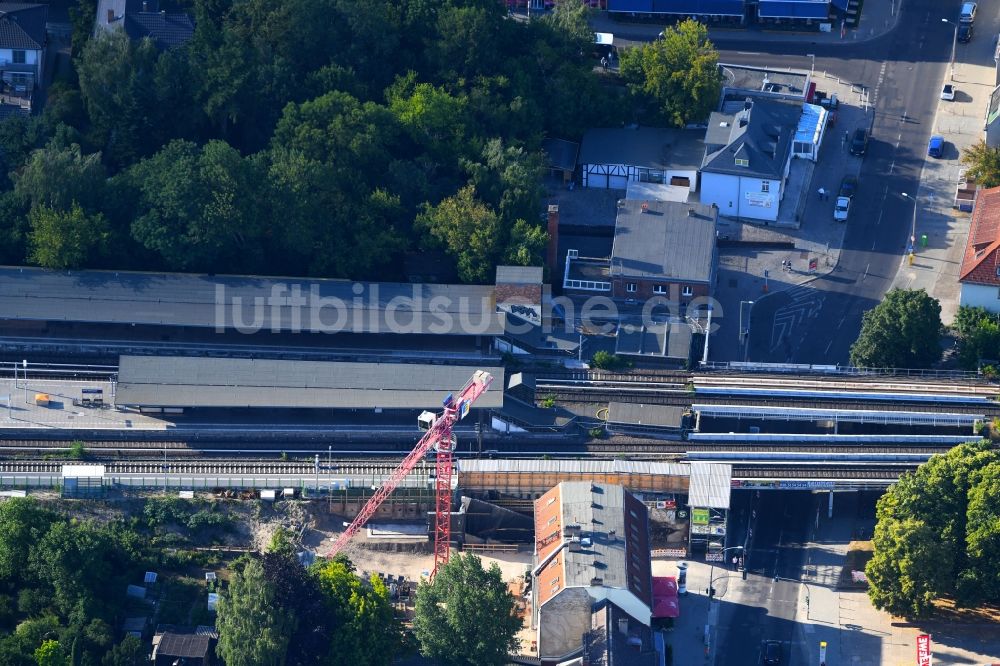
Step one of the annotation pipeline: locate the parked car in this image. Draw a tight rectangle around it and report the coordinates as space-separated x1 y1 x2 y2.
834 196 851 222
960 1 976 23
941 84 956 101
762 640 782 665
850 128 869 156
959 23 973 42
928 135 945 158
839 175 858 198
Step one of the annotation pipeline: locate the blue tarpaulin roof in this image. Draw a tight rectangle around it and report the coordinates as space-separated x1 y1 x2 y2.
758 0 828 17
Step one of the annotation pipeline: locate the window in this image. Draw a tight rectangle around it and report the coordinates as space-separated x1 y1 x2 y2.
761 181 770 193
12 50 25 65
653 285 666 295
547 516 557 526
735 157 749 167
682 286 694 297
626 283 637 293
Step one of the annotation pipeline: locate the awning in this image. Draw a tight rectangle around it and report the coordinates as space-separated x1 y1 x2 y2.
652 576 680 618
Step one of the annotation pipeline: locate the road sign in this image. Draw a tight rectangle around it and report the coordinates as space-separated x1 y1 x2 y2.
917 634 932 666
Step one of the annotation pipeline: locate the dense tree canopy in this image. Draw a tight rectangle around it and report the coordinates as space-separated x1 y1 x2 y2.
413 553 520 666
849 289 943 368
953 306 1000 370
620 19 722 127
0 0 634 282
0 498 147 665
866 441 1000 616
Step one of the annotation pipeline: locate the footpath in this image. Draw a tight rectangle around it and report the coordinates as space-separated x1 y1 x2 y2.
888 21 998 324
795 492 1000 666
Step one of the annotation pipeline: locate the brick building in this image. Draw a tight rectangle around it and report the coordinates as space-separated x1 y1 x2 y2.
531 481 655 664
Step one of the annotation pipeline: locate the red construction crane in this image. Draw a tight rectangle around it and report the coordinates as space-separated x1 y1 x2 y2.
326 370 495 576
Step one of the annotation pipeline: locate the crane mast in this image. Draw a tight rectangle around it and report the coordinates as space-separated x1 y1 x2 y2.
326 370 494 576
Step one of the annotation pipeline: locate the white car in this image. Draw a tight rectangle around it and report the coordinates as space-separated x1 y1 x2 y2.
834 196 851 222
941 84 956 101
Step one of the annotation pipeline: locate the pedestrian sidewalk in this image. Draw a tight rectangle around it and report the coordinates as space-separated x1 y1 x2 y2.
889 17 999 324
652 558 719 664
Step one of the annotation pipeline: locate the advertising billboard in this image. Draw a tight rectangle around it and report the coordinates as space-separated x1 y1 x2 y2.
916 634 932 666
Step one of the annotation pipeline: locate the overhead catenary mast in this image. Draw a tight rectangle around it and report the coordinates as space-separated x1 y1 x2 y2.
326 370 494 577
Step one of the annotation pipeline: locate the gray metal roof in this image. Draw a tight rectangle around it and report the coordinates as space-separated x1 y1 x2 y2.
496 265 543 284
459 459 691 476
0 3 47 50
687 463 732 509
0 266 503 336
607 403 684 427
610 200 717 283
116 356 504 409
578 127 706 171
560 482 627 592
701 98 800 180
542 138 580 172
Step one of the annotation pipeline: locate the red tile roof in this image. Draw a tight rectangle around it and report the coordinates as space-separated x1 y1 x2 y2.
960 186 1000 286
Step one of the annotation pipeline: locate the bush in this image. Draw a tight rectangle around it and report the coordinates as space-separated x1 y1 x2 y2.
588 426 605 439
590 351 631 370
67 441 87 460
540 395 556 409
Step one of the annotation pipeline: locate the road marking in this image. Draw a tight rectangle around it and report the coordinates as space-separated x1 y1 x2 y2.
863 264 870 279
838 316 846 329
889 160 895 174
876 210 883 226
737 51 761 55
824 340 833 354
872 240 877 250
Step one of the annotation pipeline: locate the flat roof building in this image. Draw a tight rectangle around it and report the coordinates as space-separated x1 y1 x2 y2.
115 356 504 410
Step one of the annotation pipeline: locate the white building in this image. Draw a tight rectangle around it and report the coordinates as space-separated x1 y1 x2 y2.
699 98 811 223
578 127 705 192
0 4 47 94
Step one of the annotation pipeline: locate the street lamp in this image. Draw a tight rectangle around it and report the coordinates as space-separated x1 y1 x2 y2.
739 301 755 363
708 545 744 599
943 19 957 81
902 192 918 262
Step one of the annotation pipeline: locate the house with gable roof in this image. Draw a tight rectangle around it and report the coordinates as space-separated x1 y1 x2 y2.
698 97 803 223
0 2 46 98
959 186 1000 313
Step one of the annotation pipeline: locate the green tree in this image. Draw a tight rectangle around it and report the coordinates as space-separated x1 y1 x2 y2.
33 639 66 666
28 202 109 270
961 139 1000 188
416 185 500 283
14 143 106 213
313 557 400 666
0 499 58 583
102 636 145 666
216 559 294 666
129 140 266 272
619 20 722 127
75 31 162 167
953 306 1000 369
413 553 519 666
865 441 1000 615
504 218 547 267
849 288 943 369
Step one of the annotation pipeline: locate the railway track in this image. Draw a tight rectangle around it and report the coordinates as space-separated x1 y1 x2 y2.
538 386 999 415
734 466 905 479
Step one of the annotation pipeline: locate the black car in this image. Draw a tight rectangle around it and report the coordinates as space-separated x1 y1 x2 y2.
839 175 858 198
762 640 782 665
959 23 973 42
850 128 869 156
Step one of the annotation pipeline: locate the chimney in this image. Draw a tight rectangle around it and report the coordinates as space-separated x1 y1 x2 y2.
107 9 114 23
546 204 559 276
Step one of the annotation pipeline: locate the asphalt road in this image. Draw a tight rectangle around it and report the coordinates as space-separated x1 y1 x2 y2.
715 0 954 364
604 0 954 365
716 490 813 665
